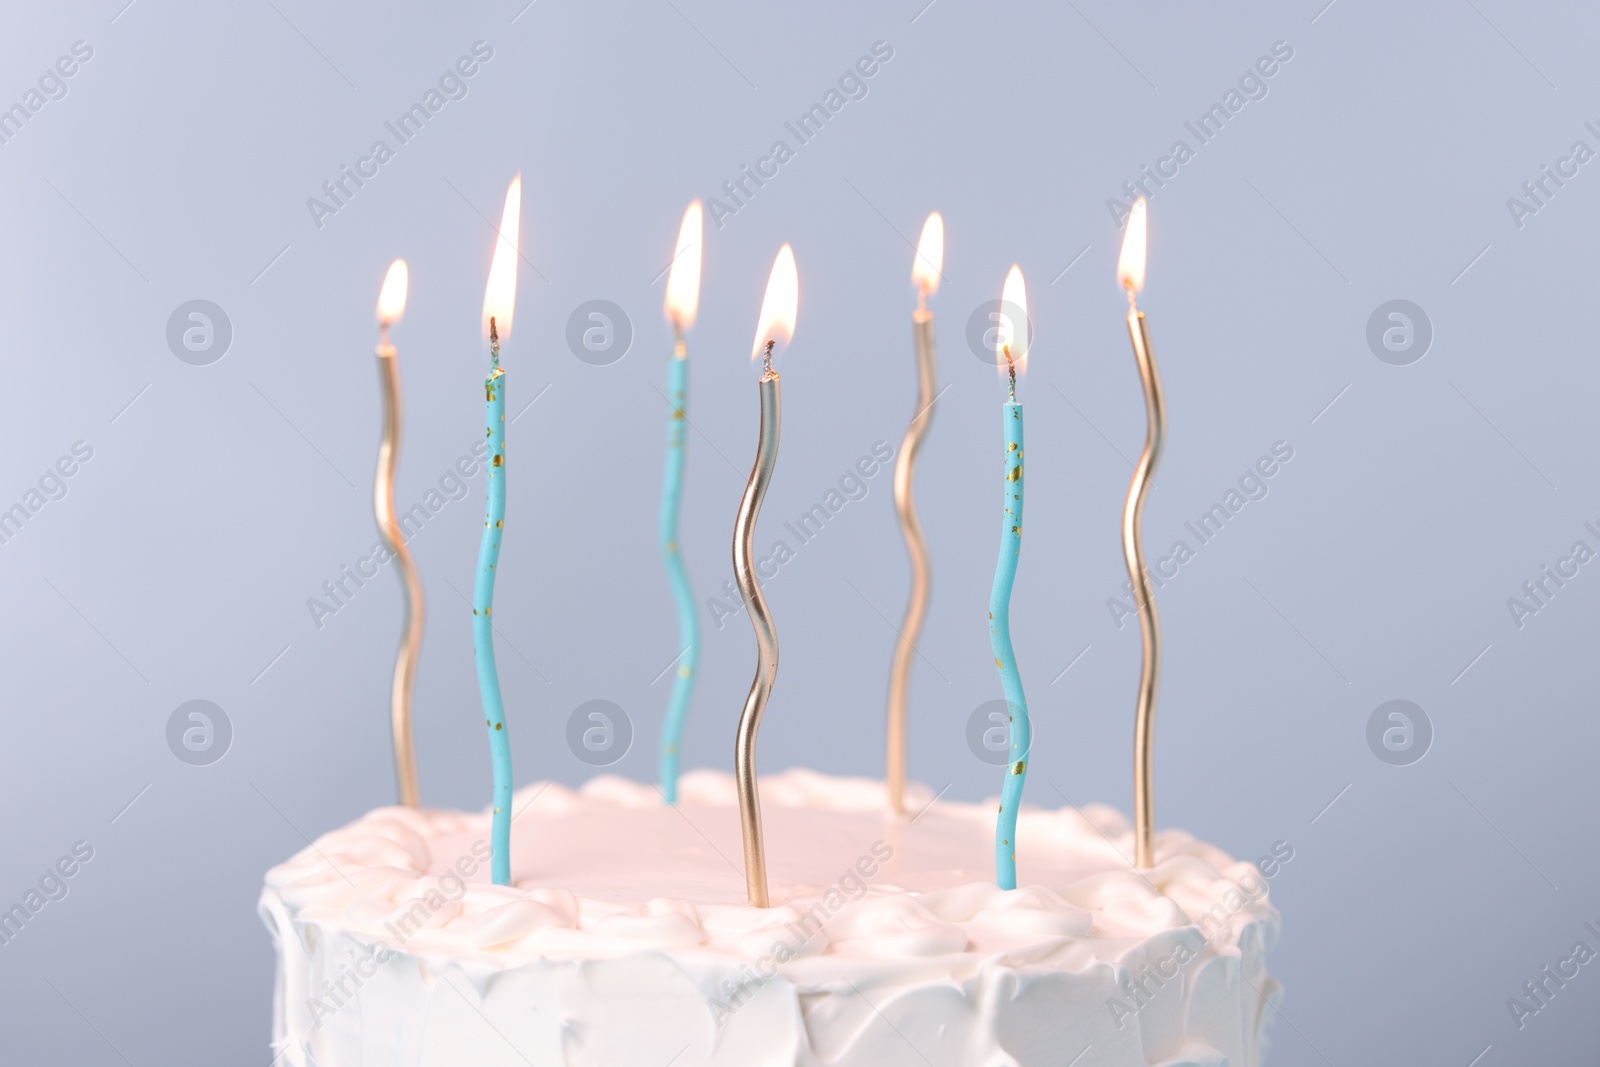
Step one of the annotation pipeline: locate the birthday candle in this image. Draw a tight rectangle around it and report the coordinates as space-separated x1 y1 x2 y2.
886 212 943 815
991 265 1031 891
733 244 798 909
659 201 703 804
475 174 521 886
1117 199 1166 871
374 260 423 809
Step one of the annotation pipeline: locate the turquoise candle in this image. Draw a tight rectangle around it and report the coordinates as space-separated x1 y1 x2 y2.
474 326 512 885
991 264 1031 890
992 398 1029 889
658 347 698 802
658 201 702 803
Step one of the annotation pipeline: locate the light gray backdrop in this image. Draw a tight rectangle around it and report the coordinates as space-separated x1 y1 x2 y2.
0 0 1594 1063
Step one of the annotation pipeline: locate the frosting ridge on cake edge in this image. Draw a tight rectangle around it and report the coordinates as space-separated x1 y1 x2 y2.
260 769 1280 1066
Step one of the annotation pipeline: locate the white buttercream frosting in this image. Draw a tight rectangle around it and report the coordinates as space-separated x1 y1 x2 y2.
260 770 1280 1066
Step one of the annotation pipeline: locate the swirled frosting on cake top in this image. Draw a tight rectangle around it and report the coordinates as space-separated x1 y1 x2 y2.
261 770 1280 1066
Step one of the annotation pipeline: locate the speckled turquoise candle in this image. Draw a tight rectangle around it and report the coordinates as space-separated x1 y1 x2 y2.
474 330 512 886
658 348 699 803
992 398 1029 890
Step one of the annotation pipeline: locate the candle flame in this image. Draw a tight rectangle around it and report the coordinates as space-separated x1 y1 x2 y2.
482 173 522 341
1118 197 1147 294
997 264 1028 378
377 259 408 327
751 243 798 363
664 200 703 332
912 212 943 296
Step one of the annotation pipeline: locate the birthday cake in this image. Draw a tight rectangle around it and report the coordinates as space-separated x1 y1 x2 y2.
260 769 1279 1066
272 194 1283 1065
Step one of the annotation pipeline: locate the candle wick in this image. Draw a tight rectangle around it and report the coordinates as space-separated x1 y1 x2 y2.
762 338 775 376
1125 285 1139 315
673 321 686 359
916 285 927 314
489 316 501 366
1004 347 1016 403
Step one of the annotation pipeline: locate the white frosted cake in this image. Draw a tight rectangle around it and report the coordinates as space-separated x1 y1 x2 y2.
260 771 1279 1066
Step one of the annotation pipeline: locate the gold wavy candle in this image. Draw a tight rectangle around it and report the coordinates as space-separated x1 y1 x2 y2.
374 259 422 809
734 244 797 908
1118 199 1165 869
887 212 943 814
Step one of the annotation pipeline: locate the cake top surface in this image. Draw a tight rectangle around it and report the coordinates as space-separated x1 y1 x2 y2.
262 769 1276 972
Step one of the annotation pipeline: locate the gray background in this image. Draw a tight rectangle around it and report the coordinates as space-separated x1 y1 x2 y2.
0 0 1594 1063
